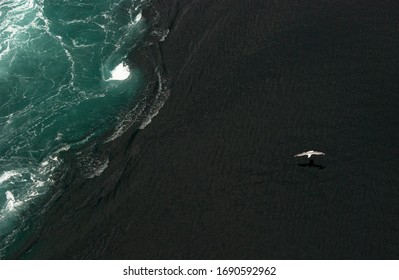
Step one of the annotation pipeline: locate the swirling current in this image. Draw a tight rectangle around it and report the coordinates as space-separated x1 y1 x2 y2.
0 0 168 258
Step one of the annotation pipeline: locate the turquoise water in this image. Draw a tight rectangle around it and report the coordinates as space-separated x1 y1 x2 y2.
0 0 164 256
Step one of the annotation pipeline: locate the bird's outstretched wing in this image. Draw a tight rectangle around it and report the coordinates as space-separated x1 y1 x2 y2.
294 152 308 157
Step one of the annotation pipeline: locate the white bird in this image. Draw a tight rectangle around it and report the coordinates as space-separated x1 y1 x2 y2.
294 150 325 158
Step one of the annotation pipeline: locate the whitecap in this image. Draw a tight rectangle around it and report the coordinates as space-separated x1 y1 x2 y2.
5 191 15 211
106 62 130 81
0 171 20 184
55 132 63 140
134 12 142 24
5 191 15 202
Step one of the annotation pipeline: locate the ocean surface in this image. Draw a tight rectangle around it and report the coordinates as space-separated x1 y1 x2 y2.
1 0 398 259
0 0 167 258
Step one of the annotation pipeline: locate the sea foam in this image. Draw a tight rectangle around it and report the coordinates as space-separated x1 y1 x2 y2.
0 171 20 184
107 62 131 81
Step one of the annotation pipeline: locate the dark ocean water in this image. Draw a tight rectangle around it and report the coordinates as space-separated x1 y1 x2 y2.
0 0 168 258
2 0 399 259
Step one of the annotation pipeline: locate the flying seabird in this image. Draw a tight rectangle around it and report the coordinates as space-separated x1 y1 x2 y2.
294 150 325 158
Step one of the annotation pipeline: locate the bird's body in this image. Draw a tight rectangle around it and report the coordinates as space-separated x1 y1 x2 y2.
294 150 325 158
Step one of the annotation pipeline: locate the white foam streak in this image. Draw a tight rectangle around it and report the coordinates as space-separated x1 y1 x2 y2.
140 70 170 129
86 158 109 178
105 67 170 142
0 0 37 60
